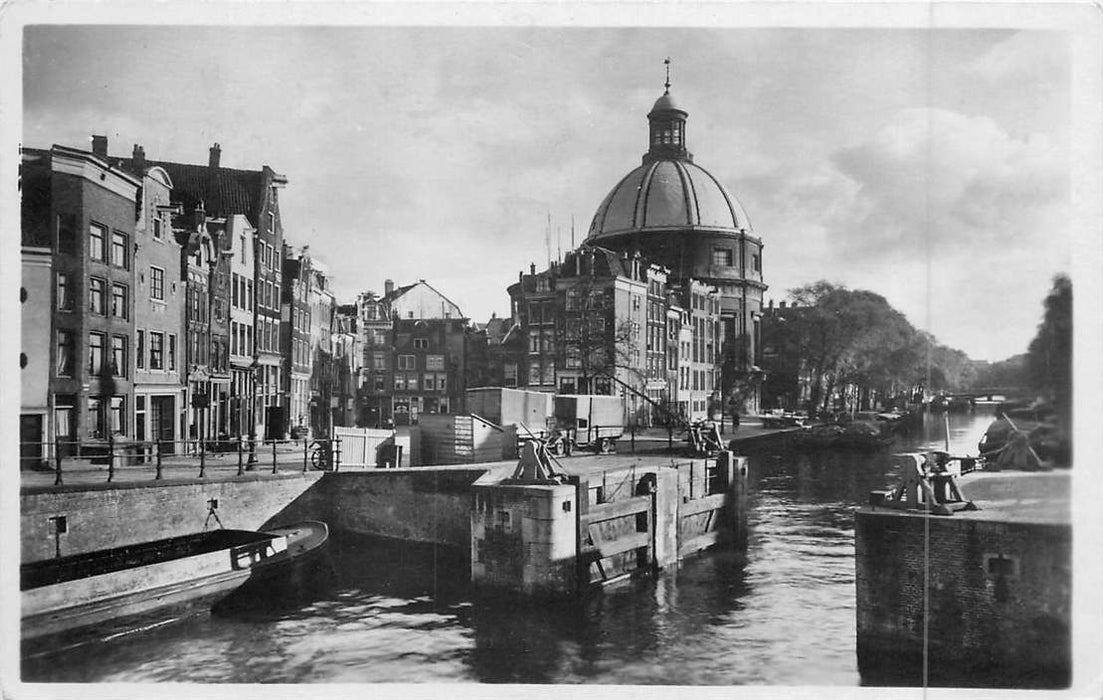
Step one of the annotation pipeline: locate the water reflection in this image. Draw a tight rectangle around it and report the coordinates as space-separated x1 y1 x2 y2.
22 412 999 686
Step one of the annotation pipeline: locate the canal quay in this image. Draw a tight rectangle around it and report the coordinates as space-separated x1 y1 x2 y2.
17 411 1074 687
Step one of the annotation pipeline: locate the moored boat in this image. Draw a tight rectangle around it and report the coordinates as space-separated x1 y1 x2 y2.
791 418 895 450
21 520 329 641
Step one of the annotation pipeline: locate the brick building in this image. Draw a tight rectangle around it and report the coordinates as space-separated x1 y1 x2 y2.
21 144 141 453
353 280 468 426
126 152 187 453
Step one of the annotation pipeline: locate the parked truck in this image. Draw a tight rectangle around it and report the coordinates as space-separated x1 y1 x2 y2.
465 387 554 438
554 394 625 453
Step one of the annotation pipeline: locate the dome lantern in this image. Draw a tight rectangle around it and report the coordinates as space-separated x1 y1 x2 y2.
644 58 691 164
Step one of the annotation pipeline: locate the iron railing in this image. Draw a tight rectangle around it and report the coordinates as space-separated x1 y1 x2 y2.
18 435 343 486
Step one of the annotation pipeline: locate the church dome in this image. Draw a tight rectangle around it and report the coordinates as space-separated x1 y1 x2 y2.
586 86 754 243
586 158 753 241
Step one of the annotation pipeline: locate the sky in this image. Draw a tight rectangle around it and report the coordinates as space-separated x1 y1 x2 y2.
16 16 1078 362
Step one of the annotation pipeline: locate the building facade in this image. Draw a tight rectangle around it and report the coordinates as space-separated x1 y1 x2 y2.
352 280 468 427
129 154 187 454
21 144 141 454
20 246 53 468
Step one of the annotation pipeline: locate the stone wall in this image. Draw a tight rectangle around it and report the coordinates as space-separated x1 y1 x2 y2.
325 468 487 547
855 508 1071 683
21 473 326 563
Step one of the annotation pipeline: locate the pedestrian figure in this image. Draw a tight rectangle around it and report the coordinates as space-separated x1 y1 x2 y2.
732 412 741 433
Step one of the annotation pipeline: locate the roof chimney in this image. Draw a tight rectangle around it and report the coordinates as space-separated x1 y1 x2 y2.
132 144 146 173
384 279 394 297
91 135 108 158
529 263 536 275
209 143 221 169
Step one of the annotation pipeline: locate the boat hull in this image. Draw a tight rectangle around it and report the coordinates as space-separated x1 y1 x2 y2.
20 523 327 643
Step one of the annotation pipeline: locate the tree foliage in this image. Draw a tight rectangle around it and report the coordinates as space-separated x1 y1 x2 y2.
761 281 975 414
1025 274 1072 424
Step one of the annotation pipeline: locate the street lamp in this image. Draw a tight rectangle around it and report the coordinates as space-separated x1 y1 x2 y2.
246 356 259 469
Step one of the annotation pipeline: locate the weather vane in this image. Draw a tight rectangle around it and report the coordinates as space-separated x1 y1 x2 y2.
664 57 671 92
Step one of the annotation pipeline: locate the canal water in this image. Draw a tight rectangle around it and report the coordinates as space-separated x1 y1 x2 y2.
22 411 998 685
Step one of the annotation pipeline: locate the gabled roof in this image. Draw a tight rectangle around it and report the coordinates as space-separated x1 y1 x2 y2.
382 279 466 319
111 153 283 229
381 282 418 304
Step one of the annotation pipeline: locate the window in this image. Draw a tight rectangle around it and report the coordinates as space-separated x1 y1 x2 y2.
423 374 435 391
565 289 580 311
89 223 106 261
136 330 145 369
169 334 176 371
88 332 105 374
150 266 165 301
110 396 125 435
393 374 406 391
414 338 428 350
55 272 72 310
111 231 128 268
406 374 418 391
153 217 163 240
397 354 415 370
372 329 388 345
232 274 240 308
56 330 74 376
503 363 518 388
438 374 447 392
54 402 73 438
150 331 164 370
752 253 761 272
89 277 105 314
528 335 540 353
566 348 581 369
712 248 733 267
372 353 387 370
247 280 253 311
111 335 127 377
426 354 445 371
87 397 104 439
111 283 128 319
57 214 77 254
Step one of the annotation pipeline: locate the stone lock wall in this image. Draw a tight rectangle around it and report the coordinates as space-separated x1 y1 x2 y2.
21 474 326 563
855 509 1071 680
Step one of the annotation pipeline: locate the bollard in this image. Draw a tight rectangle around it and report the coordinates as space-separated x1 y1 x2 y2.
107 434 115 483
631 425 636 454
272 440 278 474
54 448 64 487
668 425 673 449
155 441 164 480
303 439 309 473
237 436 244 476
199 438 206 478
335 437 342 472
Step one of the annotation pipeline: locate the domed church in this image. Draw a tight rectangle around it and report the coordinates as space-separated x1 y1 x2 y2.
586 70 767 412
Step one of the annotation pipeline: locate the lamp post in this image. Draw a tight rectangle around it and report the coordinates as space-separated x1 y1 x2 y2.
246 356 258 469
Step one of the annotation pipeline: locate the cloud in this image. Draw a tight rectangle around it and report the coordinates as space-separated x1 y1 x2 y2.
965 30 1068 91
829 107 1067 260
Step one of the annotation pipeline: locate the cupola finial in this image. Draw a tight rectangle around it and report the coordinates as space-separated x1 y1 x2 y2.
664 57 671 93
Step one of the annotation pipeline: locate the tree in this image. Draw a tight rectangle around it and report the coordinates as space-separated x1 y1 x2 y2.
762 280 977 415
1026 274 1072 429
